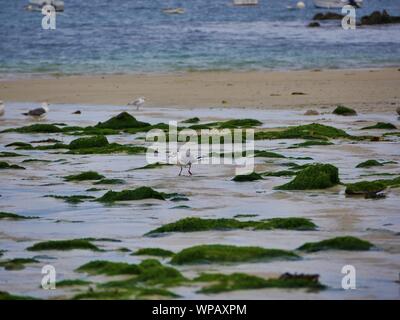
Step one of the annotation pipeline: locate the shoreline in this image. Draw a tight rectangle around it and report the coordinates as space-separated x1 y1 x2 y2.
1 68 399 112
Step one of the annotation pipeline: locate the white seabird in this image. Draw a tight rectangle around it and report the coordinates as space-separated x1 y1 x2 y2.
0 101 5 116
174 148 204 176
128 97 146 110
22 102 50 117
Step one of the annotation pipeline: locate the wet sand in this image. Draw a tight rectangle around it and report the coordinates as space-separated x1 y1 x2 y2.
1 68 400 111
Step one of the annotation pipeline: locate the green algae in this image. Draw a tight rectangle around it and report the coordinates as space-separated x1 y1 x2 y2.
0 291 37 300
0 258 39 271
356 160 384 168
0 151 25 157
56 279 92 287
1 124 63 133
45 194 96 203
275 163 339 190
133 248 175 257
93 178 125 185
27 239 101 251
332 105 357 116
95 112 150 129
0 161 25 170
254 150 286 158
190 118 262 130
195 272 325 294
345 181 387 196
232 172 263 182
361 122 397 130
289 140 333 148
133 162 172 170
0 212 38 220
254 123 351 140
261 170 297 177
298 236 373 252
5 141 33 148
170 244 299 265
64 171 105 181
146 217 316 235
233 214 259 218
181 117 200 123
97 186 165 202
76 260 140 276
69 135 109 149
22 159 52 163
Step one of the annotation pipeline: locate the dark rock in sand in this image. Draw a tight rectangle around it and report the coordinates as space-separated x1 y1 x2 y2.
73 110 81 114
308 22 320 28
313 12 343 21
361 10 400 26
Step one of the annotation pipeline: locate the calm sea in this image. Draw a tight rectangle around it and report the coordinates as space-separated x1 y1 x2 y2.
0 0 399 77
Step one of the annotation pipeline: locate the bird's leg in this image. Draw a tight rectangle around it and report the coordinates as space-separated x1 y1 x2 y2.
188 163 192 176
178 166 183 176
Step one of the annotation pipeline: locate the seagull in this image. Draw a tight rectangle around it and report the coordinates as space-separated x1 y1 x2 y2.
0 101 4 117
22 102 50 118
128 97 146 110
169 148 203 176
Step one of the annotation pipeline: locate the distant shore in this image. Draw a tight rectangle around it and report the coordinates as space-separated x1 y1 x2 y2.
1 68 399 112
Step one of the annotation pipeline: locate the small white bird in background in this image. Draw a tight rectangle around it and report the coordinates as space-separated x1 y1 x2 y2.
0 101 5 117
22 102 50 118
296 1 305 9
128 96 146 110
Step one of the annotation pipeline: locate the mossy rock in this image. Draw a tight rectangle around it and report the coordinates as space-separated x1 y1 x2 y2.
5 142 33 148
1 124 63 133
68 135 109 149
332 105 357 116
95 112 150 130
146 217 316 235
195 272 325 293
0 258 39 271
56 279 92 287
133 248 175 257
0 212 38 220
345 181 386 195
181 117 200 123
361 122 397 130
134 162 172 170
356 160 383 168
232 172 263 182
298 236 373 252
0 152 25 157
64 171 105 181
289 140 333 148
0 291 37 300
255 123 351 140
97 186 165 202
45 194 96 203
262 170 297 177
27 239 101 251
93 178 125 185
170 244 299 265
76 260 140 276
275 163 339 190
254 150 286 158
0 161 25 170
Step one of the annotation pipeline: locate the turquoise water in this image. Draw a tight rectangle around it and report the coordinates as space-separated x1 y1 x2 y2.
0 0 399 77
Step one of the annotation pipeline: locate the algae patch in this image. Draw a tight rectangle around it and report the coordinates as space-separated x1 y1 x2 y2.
298 236 373 252
27 239 101 251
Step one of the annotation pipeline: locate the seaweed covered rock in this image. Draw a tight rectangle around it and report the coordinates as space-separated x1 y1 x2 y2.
1 124 63 133
68 135 109 150
97 186 165 202
308 22 320 28
356 160 383 168
361 10 400 26
0 258 39 271
76 260 140 275
361 122 397 130
0 212 38 220
27 239 101 251
0 161 25 170
232 172 263 182
170 244 299 265
333 105 357 116
345 180 386 196
133 248 175 257
64 171 105 181
255 123 351 140
275 163 339 190
146 217 317 235
95 112 150 130
181 117 200 124
298 236 373 252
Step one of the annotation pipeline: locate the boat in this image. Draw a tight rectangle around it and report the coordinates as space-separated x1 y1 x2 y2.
162 8 185 14
25 0 64 12
313 0 363 9
233 0 259 6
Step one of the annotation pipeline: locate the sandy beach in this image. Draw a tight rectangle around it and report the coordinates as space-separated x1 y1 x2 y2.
1 68 399 112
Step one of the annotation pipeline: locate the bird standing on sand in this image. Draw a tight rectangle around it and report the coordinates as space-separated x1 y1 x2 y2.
22 102 50 118
0 101 5 116
128 97 146 110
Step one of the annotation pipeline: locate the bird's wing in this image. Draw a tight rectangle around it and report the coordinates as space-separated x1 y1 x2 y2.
28 108 46 116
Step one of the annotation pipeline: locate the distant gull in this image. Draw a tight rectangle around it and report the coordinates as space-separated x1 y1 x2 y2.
128 97 146 110
22 102 50 117
0 101 4 116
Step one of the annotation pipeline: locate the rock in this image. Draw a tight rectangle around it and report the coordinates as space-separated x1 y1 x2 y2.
308 22 320 28
361 10 400 26
304 109 319 116
73 110 81 114
313 12 343 20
